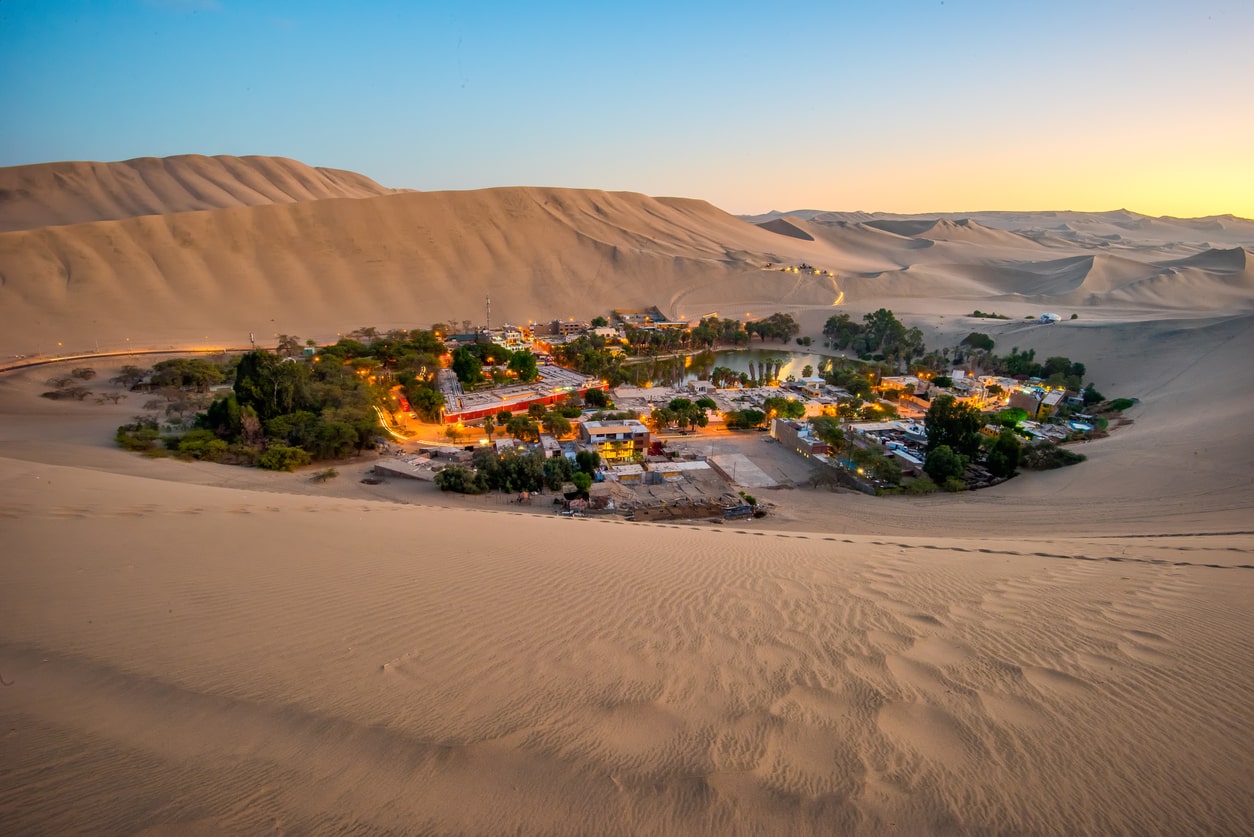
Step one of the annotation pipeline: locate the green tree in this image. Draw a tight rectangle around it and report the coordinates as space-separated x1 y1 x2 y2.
986 429 1020 478
508 350 539 381
925 395 982 457
763 396 806 419
571 471 592 493
234 351 309 421
809 416 844 450
541 413 572 438
961 332 995 352
575 450 601 475
276 334 302 358
111 365 151 388
434 464 487 494
506 415 539 442
451 348 483 384
543 456 575 490
482 414 496 440
176 429 229 461
590 316 609 328
258 444 313 472
203 393 242 439
924 444 967 484
585 388 609 408
407 384 445 422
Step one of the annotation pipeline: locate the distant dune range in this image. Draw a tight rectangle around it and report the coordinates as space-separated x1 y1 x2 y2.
1 155 1253 358
1 156 1253 834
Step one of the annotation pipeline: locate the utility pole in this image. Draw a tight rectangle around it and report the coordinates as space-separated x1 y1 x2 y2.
485 294 491 332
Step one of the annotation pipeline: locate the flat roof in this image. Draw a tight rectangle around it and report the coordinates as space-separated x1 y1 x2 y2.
442 364 601 415
584 420 649 433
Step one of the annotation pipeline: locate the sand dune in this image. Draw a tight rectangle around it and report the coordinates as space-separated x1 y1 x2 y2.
2 156 1254 833
3 158 1253 358
862 217 1039 249
756 217 815 241
0 154 394 233
1 447 1251 835
0 186 832 356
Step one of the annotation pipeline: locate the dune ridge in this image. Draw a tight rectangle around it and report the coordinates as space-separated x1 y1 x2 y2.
0 154 395 233
4 156 1254 358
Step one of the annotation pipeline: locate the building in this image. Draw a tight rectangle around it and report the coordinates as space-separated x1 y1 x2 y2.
551 320 588 337
770 419 831 458
1009 387 1065 419
539 435 562 459
579 419 650 462
439 364 607 425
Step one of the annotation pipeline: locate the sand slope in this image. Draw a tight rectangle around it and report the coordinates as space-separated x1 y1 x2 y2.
1 454 1251 835
4 158 1254 358
0 154 394 233
0 185 841 356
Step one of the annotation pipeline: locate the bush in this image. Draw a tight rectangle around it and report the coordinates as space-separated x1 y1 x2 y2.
1107 398 1135 412
41 386 92 401
258 444 313 472
985 429 1020 478
176 429 229 462
312 467 339 483
903 476 938 494
71 367 97 380
116 424 161 451
924 444 967 484
1020 442 1086 470
434 464 487 494
942 477 967 492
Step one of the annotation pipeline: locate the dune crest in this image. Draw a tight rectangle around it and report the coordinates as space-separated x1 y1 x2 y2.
0 154 396 233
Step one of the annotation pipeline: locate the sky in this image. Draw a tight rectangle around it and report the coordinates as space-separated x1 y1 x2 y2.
2 0 1252 217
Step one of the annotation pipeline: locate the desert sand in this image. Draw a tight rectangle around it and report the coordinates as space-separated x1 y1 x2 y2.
1 156 1252 834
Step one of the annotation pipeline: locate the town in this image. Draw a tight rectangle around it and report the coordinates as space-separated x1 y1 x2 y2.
102 303 1132 523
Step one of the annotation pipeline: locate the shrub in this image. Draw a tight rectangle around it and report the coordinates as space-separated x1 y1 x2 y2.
71 367 97 380
176 429 229 462
41 386 92 401
434 464 487 494
258 444 313 472
943 477 967 492
924 444 966 483
116 424 161 451
1020 442 1086 470
985 429 1021 478
312 467 339 483
1107 398 1135 412
903 476 938 495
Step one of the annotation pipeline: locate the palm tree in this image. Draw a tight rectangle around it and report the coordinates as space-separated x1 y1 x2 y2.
482 414 495 441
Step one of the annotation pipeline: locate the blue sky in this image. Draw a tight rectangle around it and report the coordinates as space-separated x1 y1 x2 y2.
2 0 1251 216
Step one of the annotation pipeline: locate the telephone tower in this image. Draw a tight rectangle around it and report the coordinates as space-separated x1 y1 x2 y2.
485 294 491 332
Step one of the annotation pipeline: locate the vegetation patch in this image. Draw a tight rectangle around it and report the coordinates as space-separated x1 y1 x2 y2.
1020 442 1086 470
